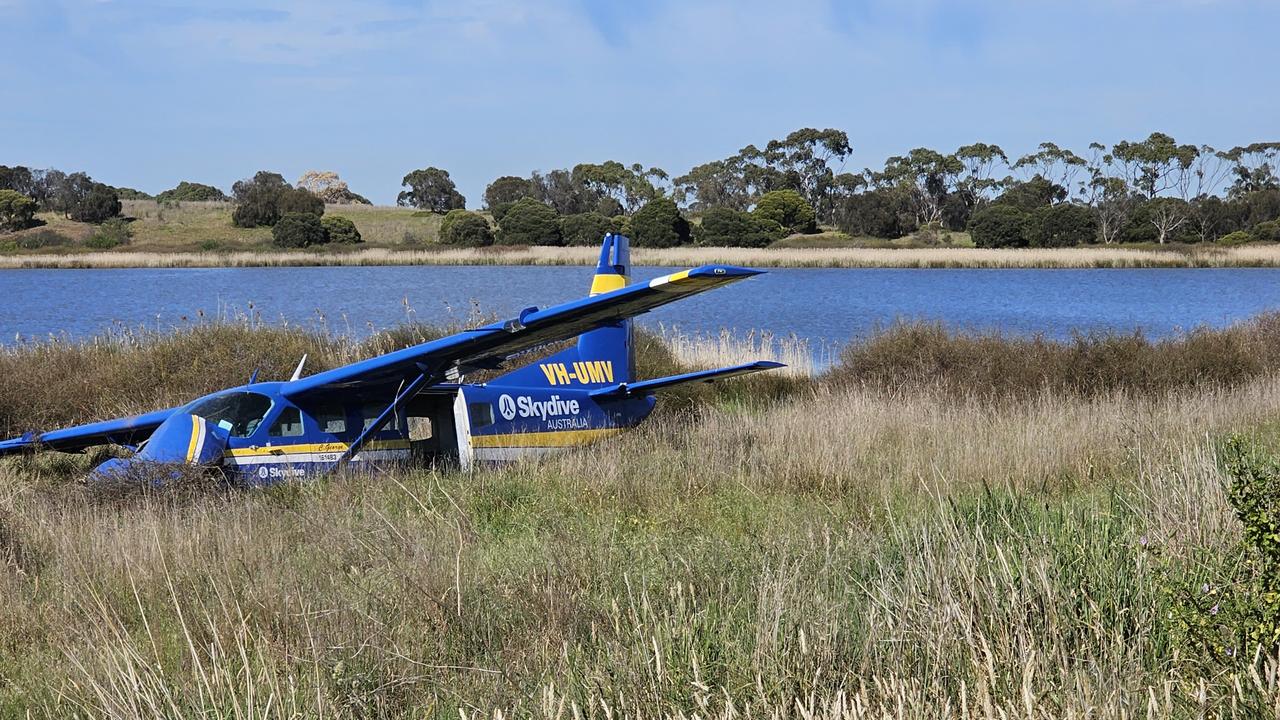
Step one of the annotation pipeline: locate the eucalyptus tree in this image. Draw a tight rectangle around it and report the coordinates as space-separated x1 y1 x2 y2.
397 167 465 213
1012 142 1086 198
1224 143 1280 197
761 128 852 222
871 147 963 228
1110 132 1199 200
572 161 669 214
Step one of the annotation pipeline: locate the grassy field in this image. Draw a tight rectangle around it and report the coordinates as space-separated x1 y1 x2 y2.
3 201 446 253
3 201 1279 269
4 318 1280 716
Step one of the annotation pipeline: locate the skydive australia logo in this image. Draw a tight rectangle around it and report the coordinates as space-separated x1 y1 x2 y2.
498 394 517 420
497 394 581 422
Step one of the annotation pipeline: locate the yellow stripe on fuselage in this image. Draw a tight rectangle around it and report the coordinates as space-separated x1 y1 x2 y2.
470 428 623 448
589 273 628 296
224 439 411 458
185 415 201 463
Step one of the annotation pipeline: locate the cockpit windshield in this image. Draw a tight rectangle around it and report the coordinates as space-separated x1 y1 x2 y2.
187 391 273 437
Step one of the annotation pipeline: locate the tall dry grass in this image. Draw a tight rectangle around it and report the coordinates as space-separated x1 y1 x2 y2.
657 325 819 377
3 320 1280 715
3 243 1280 269
4 379 1279 716
835 313 1280 398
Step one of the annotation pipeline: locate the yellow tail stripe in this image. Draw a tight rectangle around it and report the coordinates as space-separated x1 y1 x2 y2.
589 273 628 296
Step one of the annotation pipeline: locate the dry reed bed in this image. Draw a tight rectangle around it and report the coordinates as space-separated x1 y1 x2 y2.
658 326 818 377
3 377 1279 716
4 321 1280 715
3 244 1280 269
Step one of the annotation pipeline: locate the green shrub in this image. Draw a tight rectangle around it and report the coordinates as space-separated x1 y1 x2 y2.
630 198 690 248
994 174 1068 211
834 186 917 239
699 207 782 247
112 187 153 201
69 183 121 224
231 171 323 228
497 198 561 246
439 209 467 242
489 202 514 224
278 188 324 217
969 204 1029 248
0 189 37 231
913 221 951 246
156 181 227 202
752 189 817 234
560 211 616 246
440 210 494 246
1219 230 1255 246
271 212 327 248
1120 201 1160 244
1251 220 1280 242
1025 203 1099 247
1167 437 1280 670
85 217 133 249
613 214 631 238
320 215 362 244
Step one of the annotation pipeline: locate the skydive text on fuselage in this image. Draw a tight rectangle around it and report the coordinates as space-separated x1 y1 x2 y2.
518 395 581 421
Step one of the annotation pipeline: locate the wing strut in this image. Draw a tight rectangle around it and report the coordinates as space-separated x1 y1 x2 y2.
331 369 434 472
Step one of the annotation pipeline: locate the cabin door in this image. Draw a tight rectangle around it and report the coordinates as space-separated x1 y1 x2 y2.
453 389 474 471
404 392 462 468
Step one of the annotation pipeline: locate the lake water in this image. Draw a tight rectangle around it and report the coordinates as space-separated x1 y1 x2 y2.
4 266 1280 354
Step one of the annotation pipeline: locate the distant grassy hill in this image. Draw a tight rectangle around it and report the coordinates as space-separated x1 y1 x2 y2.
4 200 977 255
4 201 447 253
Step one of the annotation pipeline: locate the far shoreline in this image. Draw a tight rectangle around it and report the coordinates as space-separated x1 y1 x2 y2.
1 244 1279 270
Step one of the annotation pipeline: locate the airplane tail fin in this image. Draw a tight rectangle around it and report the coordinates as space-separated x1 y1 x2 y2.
489 233 634 389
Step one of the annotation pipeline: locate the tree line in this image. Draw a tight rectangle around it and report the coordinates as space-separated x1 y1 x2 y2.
4 130 1278 249
410 131 1280 248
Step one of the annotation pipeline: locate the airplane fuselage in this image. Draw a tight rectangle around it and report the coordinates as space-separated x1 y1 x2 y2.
149 378 657 484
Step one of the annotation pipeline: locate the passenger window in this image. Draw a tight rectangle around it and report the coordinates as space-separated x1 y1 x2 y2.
469 402 494 428
408 417 433 441
361 404 381 431
361 404 407 434
314 405 347 434
269 407 304 437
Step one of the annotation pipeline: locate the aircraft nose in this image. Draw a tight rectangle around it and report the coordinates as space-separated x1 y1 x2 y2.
88 457 131 482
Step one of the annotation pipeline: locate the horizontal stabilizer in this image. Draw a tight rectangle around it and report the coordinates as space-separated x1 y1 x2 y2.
589 361 784 399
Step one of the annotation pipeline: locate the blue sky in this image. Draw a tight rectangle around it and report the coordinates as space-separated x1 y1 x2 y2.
2 0 1276 205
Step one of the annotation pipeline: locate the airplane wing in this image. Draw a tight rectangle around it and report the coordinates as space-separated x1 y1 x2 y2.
0 407 178 458
588 361 785 399
282 265 763 398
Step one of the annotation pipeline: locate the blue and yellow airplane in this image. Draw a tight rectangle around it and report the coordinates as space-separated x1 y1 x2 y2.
0 234 782 482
